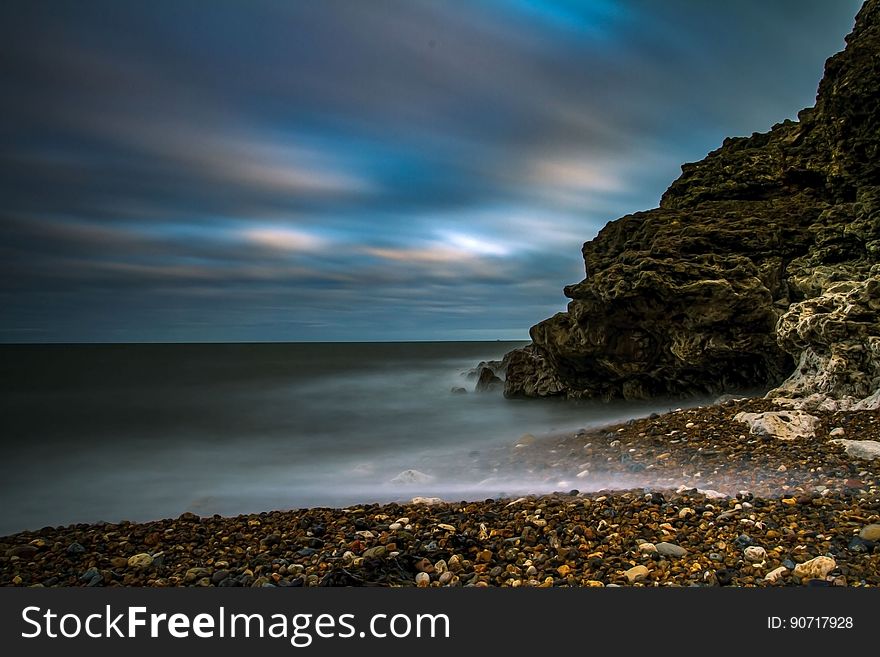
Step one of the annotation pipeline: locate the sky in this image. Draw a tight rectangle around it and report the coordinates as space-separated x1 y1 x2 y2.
0 0 864 343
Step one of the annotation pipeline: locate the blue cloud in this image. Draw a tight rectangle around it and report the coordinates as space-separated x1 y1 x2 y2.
0 0 863 341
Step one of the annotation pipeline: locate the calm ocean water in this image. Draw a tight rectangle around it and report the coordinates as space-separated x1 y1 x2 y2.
0 342 692 535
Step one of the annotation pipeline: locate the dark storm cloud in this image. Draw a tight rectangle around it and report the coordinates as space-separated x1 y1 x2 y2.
0 0 863 341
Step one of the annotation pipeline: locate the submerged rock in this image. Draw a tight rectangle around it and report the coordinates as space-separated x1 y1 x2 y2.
503 0 880 401
475 367 504 393
390 469 435 485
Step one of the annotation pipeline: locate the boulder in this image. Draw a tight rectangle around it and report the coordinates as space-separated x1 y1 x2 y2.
830 439 880 460
733 410 820 440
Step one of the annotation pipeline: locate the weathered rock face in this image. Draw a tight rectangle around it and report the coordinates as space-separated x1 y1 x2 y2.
505 0 880 401
769 277 880 407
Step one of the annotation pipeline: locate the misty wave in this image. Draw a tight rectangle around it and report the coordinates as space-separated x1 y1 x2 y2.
0 342 693 534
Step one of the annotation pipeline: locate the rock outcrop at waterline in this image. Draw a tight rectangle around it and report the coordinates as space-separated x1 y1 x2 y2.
505 0 880 403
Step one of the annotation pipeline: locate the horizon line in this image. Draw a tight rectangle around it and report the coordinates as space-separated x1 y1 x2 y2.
0 338 532 346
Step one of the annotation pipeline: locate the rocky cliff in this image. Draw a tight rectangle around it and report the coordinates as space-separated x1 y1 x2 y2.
505 0 880 404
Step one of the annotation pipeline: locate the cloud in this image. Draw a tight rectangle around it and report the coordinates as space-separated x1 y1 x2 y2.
240 227 329 253
0 0 865 341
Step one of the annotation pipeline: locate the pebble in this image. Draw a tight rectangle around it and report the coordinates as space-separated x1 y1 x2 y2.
793 556 836 580
764 566 788 583
362 546 387 559
859 524 880 541
415 572 430 587
411 497 444 505
655 542 687 558
127 553 153 569
743 546 767 563
625 565 649 584
7 545 38 559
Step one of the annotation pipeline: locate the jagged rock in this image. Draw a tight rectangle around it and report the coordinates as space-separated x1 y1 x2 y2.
475 367 504 392
504 344 567 397
853 389 880 409
734 410 820 440
768 277 880 407
464 353 513 380
504 0 880 401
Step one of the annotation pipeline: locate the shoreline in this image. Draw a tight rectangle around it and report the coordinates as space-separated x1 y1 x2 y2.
1 397 878 587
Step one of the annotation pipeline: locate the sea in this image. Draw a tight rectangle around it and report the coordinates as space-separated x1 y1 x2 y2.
0 342 694 535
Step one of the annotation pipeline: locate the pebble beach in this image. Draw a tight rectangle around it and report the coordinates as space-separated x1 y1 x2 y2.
2 398 879 587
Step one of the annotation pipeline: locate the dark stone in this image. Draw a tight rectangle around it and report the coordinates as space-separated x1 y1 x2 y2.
8 545 38 558
715 569 734 586
847 536 870 553
65 542 85 556
734 534 753 549
211 570 230 585
475 367 504 393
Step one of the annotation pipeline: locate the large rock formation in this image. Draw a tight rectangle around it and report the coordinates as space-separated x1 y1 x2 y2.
505 0 880 402
769 277 880 409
